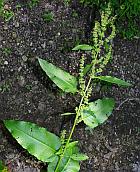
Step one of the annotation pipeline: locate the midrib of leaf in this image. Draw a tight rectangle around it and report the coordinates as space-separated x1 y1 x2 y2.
11 127 56 152
82 113 95 121
50 73 75 88
47 70 76 90
54 77 93 172
61 157 71 172
81 105 112 122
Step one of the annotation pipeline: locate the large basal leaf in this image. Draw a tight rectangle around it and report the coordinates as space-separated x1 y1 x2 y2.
48 142 87 172
80 98 115 129
4 120 61 162
38 58 78 93
59 159 80 172
72 44 93 51
47 156 59 172
94 76 132 86
48 157 80 172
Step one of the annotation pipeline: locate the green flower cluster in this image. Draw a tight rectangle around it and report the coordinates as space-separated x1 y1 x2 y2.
78 3 116 107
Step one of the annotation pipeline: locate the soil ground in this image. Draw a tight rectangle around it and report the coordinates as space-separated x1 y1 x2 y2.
0 0 140 171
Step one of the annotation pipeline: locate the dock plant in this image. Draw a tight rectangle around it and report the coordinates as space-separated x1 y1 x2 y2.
4 4 131 172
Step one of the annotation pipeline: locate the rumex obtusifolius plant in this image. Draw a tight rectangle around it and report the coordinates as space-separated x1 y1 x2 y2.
4 4 131 172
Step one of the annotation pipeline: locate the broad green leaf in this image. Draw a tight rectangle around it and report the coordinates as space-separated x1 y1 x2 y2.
83 64 92 76
71 154 88 161
47 156 59 172
52 144 80 172
46 154 58 163
81 110 99 129
72 44 93 51
80 98 115 129
48 157 80 172
61 159 80 172
0 160 8 172
48 142 86 172
94 76 132 86
38 58 78 93
4 120 61 162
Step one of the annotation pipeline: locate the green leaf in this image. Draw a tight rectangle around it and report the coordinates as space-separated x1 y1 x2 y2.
48 157 80 172
80 98 115 129
46 154 58 163
48 142 86 172
38 58 78 93
4 120 61 162
53 143 80 172
65 142 79 157
83 64 92 76
60 159 80 172
0 160 4 170
94 76 132 86
0 160 8 172
47 156 59 172
71 153 89 161
72 44 93 51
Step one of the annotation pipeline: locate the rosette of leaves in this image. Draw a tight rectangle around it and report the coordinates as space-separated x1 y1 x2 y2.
4 120 88 172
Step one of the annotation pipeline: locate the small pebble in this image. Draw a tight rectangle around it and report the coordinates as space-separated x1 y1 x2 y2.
38 102 46 112
0 35 3 42
28 110 31 113
12 32 17 38
57 32 61 36
15 22 20 28
4 61 8 65
41 42 46 49
49 40 54 45
18 76 25 87
4 4 11 10
22 55 28 62
18 66 22 72
4 26 8 30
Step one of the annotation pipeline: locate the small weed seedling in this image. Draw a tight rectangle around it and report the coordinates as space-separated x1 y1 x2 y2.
0 81 11 93
4 4 132 172
63 0 71 7
42 11 54 22
25 84 32 91
2 47 12 56
28 0 39 8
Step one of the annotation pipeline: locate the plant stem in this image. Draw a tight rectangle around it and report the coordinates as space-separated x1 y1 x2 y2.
54 77 92 172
